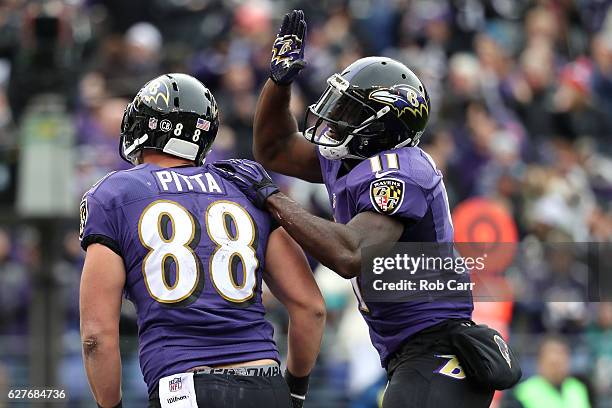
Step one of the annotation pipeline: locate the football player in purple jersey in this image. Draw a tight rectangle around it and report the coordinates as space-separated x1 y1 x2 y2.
79 73 325 408
213 10 498 408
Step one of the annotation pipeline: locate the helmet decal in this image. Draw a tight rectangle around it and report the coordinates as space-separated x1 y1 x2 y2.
137 79 171 108
368 84 429 118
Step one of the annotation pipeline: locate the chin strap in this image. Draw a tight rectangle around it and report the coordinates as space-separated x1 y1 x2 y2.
123 134 149 157
353 106 391 134
394 137 414 149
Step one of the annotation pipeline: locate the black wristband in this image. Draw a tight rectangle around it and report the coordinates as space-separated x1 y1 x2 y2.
97 399 122 408
269 74 292 86
284 369 310 396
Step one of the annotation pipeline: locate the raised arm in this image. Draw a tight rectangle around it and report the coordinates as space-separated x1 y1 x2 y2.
254 10 322 183
254 80 321 182
264 227 325 407
80 244 125 407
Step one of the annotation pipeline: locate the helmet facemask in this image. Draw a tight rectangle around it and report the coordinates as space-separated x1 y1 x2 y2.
119 102 147 165
303 73 391 160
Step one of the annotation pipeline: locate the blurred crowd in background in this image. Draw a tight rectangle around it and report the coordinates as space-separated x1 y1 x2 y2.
0 0 611 407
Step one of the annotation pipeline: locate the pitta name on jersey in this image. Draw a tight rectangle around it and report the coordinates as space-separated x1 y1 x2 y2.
155 170 222 193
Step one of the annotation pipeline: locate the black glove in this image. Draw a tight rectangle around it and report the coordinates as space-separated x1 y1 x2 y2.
270 10 307 85
212 159 279 209
284 369 309 408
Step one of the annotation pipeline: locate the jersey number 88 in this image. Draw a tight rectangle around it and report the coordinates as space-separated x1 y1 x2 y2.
138 200 258 305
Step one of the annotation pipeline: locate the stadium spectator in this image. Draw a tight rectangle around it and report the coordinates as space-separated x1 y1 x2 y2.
587 303 612 407
0 228 30 336
510 337 592 408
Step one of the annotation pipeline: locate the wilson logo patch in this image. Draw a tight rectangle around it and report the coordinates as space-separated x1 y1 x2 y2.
370 178 405 215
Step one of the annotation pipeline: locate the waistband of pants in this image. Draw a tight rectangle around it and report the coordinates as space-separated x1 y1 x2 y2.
188 363 281 377
149 363 281 402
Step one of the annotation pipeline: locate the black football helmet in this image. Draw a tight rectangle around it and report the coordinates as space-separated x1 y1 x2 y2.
303 57 430 160
120 73 219 165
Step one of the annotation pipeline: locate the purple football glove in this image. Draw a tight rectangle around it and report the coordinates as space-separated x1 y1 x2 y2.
270 10 307 85
213 159 280 209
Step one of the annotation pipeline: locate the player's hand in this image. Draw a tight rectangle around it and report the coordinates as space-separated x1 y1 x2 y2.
212 159 280 209
270 9 307 85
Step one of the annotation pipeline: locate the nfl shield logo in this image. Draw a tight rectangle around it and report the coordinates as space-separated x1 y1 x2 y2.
169 377 182 392
148 117 158 130
196 118 211 131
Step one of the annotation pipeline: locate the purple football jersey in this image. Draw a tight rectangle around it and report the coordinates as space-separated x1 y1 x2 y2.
80 163 279 396
318 146 473 367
